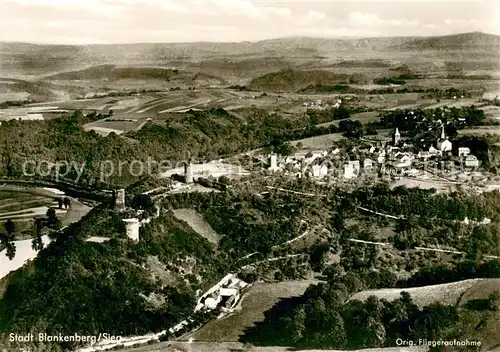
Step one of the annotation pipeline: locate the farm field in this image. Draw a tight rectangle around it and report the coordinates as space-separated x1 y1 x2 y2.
316 111 381 128
0 191 60 233
459 126 500 136
83 117 148 136
481 105 500 120
171 208 220 244
190 280 320 342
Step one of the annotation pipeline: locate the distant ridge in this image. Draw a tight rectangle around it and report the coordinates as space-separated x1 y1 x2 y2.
392 32 500 50
1 31 498 47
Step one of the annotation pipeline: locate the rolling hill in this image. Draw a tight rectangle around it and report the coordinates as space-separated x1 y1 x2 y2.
393 32 500 51
1 32 499 79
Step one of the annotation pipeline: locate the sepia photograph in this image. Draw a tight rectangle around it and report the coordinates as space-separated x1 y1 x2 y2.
1 0 500 351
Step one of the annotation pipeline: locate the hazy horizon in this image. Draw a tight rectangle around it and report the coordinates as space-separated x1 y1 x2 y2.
1 0 499 45
1 31 499 46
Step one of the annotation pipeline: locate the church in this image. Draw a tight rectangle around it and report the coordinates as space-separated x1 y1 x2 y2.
436 125 452 152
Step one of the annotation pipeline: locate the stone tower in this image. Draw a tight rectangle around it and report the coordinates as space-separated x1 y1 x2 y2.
184 161 193 184
184 151 194 184
123 218 140 242
114 188 126 212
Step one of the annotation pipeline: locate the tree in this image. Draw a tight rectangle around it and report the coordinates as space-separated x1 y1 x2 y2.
488 291 499 311
46 207 61 230
323 311 347 348
309 243 330 272
218 175 230 185
63 197 71 209
290 306 307 343
275 142 295 156
323 264 343 282
334 106 350 120
0 232 16 260
4 219 16 237
31 222 44 251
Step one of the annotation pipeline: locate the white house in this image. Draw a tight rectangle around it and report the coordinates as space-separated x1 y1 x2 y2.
465 155 480 168
363 158 374 170
305 150 327 163
312 164 328 178
418 151 431 160
349 160 361 173
344 164 355 179
396 155 412 168
429 145 440 156
458 147 471 157
269 154 279 171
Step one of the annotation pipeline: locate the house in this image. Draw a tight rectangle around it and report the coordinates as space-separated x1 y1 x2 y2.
293 151 309 160
195 274 247 313
268 154 279 171
312 164 328 178
465 155 480 168
396 155 412 168
349 160 361 173
458 147 471 157
377 155 385 164
418 151 431 160
344 163 355 179
429 145 440 156
363 158 374 170
305 150 327 163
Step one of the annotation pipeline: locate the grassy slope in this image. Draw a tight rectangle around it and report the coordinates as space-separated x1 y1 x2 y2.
171 209 220 244
348 278 486 308
190 280 320 342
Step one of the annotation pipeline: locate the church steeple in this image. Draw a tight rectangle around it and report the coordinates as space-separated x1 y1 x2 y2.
440 124 446 140
392 127 400 145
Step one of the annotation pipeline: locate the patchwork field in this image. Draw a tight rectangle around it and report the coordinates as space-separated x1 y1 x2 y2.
459 126 500 136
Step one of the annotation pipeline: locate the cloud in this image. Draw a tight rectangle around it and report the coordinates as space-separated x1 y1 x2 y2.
0 0 497 44
349 12 419 27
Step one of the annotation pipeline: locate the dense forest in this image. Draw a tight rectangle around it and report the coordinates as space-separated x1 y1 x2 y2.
0 108 347 187
242 259 500 349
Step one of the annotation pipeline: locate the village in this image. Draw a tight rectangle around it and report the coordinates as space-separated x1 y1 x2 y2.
262 124 485 187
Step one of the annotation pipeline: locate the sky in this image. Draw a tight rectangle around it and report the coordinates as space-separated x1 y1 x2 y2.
1 0 499 44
